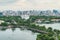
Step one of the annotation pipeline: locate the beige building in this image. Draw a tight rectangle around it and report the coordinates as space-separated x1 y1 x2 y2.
51 19 60 22
0 20 5 24
35 19 45 23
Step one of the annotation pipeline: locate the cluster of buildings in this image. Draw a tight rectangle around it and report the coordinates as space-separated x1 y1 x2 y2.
35 18 60 24
0 10 60 16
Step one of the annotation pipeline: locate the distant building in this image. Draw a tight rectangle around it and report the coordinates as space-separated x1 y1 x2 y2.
51 19 60 22
35 19 45 23
1 10 60 16
0 20 5 24
21 15 30 20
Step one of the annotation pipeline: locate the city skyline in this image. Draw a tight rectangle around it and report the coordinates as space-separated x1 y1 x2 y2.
0 0 60 10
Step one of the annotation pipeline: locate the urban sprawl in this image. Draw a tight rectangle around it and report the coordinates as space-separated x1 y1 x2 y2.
0 10 60 16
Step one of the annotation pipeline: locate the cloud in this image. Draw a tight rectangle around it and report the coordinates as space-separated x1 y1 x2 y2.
0 0 18 5
11 0 60 9
0 0 60 10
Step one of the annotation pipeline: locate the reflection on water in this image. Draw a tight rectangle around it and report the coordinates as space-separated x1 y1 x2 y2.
0 23 60 40
0 27 37 40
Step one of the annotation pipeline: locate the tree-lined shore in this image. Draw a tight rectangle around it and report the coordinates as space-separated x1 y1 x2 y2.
0 16 60 40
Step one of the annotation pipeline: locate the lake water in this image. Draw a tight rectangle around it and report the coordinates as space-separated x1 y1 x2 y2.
36 23 60 30
21 15 60 30
0 28 37 40
0 23 60 40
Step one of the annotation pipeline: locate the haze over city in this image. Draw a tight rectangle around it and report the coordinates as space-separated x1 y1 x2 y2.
0 0 60 11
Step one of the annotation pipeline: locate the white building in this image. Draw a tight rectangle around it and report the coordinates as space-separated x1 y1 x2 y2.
0 20 5 24
21 15 30 20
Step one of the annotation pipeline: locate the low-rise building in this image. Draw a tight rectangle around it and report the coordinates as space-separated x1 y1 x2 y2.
51 19 60 22
0 20 5 24
35 19 45 23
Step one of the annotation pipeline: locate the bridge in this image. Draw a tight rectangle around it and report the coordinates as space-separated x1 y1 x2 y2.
27 28 48 34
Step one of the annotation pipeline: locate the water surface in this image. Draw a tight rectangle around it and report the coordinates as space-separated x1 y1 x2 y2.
36 23 60 30
0 28 37 40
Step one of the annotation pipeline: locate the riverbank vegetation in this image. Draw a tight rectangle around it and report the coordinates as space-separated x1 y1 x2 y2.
0 16 60 26
36 27 60 40
0 16 60 40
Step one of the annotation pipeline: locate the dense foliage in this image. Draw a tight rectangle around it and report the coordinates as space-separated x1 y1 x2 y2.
0 16 60 40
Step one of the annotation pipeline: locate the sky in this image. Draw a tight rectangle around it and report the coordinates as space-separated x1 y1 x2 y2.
0 0 60 10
